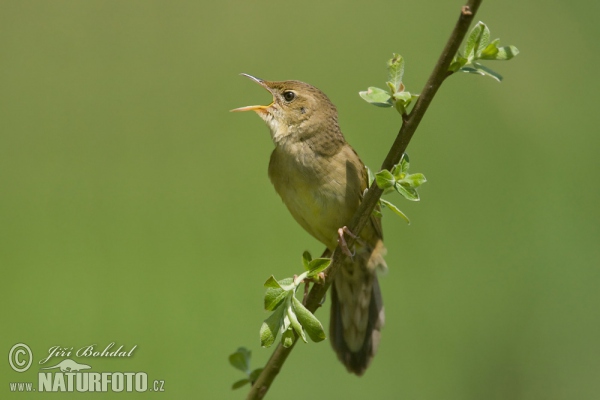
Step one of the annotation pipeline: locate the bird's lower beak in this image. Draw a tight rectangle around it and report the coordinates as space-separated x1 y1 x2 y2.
230 73 273 114
230 104 269 113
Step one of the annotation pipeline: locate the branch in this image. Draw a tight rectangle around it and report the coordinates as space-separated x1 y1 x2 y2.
247 1 482 398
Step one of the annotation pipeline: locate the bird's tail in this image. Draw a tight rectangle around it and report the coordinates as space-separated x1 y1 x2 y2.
330 240 386 375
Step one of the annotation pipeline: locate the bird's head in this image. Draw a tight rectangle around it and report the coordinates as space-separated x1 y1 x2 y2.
231 74 339 145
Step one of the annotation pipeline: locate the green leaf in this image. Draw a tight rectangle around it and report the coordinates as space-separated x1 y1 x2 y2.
302 251 312 271
366 166 375 186
489 45 519 61
307 258 331 278
264 275 282 289
387 53 405 93
393 91 412 103
473 62 503 82
392 91 413 115
403 173 427 188
264 286 289 311
264 277 293 311
465 22 483 60
400 153 410 175
380 198 410 224
464 21 490 60
292 297 326 342
455 22 519 82
449 54 468 72
249 368 263 382
228 347 251 373
287 305 307 343
500 45 519 60
396 183 420 201
260 302 286 347
459 66 485 76
391 163 402 179
232 379 250 390
281 327 295 348
375 169 396 190
278 277 295 289
475 22 491 57
479 37 519 61
480 39 499 59
386 81 396 94
394 101 406 115
359 87 392 107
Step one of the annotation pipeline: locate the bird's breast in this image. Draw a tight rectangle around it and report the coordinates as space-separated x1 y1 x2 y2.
268 142 359 249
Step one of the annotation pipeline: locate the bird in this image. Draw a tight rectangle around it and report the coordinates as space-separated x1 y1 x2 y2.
232 73 387 375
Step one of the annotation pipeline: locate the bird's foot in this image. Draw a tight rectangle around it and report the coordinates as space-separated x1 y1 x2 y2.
337 226 363 258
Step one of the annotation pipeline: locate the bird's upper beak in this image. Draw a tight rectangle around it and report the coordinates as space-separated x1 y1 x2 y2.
230 73 274 114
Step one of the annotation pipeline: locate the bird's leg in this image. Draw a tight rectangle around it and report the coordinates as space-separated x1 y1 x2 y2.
337 226 365 258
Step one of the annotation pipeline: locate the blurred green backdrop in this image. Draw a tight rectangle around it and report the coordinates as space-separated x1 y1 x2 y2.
1 1 599 399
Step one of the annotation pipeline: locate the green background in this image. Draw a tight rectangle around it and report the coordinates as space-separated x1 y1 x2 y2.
1 1 598 399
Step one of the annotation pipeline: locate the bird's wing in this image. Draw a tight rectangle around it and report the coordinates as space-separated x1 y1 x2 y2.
363 162 384 241
350 146 384 241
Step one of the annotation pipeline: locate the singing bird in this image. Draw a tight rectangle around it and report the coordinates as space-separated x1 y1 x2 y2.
232 74 386 375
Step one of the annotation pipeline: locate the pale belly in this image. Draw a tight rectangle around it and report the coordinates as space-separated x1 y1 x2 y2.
268 146 360 249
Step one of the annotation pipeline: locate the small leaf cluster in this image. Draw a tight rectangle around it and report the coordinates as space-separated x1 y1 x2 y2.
449 21 519 82
360 53 418 115
229 347 263 390
367 153 427 224
260 252 329 348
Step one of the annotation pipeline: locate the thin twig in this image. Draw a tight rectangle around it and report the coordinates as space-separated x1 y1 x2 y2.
247 1 482 398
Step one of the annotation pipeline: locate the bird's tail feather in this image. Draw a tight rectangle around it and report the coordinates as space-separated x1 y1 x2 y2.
330 245 385 375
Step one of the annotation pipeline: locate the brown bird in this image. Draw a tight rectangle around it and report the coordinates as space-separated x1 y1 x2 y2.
232 74 386 375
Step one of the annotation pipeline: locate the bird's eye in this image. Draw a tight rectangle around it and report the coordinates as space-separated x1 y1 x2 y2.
283 91 296 102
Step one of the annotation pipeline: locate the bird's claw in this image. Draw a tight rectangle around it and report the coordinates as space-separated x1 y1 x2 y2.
338 226 358 258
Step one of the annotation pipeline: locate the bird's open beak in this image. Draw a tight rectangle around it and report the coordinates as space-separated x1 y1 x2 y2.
230 73 273 114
